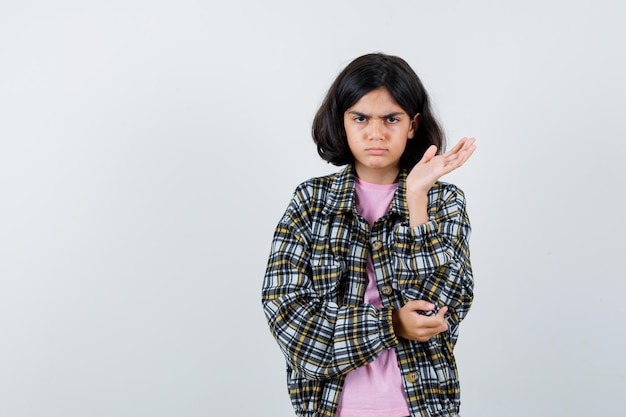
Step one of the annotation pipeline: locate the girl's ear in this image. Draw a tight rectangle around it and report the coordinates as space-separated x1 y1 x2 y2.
408 113 421 139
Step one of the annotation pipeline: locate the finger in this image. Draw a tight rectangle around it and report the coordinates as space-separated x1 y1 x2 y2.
435 306 449 319
415 306 448 328
444 138 468 156
444 142 477 170
464 137 476 147
459 138 477 156
418 145 438 164
454 143 477 167
446 137 475 158
446 148 474 168
418 314 448 330
405 300 435 311
423 307 448 327
458 136 475 146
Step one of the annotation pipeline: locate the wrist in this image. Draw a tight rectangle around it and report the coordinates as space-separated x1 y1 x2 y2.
391 309 403 339
407 194 428 227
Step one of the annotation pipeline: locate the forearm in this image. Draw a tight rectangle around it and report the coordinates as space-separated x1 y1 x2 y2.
394 185 474 318
407 192 429 227
263 220 398 380
394 220 473 314
262 291 397 380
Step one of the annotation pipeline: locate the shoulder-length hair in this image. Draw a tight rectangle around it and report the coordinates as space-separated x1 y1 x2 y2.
312 53 445 169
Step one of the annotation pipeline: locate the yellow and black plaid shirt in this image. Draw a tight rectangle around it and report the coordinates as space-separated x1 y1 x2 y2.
262 165 473 417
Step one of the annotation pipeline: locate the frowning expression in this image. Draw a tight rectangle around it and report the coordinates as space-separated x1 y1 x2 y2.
343 87 418 184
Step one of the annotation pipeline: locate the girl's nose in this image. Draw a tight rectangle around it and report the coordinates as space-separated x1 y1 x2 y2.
367 119 385 140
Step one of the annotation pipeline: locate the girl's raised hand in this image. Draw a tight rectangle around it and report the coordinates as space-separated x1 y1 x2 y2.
406 137 477 196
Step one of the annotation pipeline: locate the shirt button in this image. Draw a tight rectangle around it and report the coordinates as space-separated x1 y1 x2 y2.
407 372 420 383
371 240 383 251
380 285 393 296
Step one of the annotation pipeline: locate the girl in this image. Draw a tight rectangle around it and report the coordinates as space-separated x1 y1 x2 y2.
262 53 476 417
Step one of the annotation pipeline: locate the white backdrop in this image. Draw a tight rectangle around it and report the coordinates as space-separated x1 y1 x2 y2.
1 1 624 416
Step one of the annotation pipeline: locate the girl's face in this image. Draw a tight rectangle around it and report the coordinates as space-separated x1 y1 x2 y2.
343 87 418 184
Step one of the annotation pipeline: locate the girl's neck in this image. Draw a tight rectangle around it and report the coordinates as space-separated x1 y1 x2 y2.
354 165 399 185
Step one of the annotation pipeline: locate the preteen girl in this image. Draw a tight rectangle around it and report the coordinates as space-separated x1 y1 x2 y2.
262 52 477 417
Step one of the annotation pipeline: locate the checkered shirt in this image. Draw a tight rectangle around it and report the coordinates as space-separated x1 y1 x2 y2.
262 165 474 417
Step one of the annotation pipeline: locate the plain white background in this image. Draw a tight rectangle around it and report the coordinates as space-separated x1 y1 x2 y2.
1 1 624 416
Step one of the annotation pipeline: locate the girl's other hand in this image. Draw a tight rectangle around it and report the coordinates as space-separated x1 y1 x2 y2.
392 300 449 342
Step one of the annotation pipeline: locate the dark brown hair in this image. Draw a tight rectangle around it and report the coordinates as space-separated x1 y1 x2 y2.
312 53 445 168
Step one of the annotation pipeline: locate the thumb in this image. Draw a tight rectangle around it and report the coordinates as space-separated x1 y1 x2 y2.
405 300 435 312
418 145 438 164
436 306 449 318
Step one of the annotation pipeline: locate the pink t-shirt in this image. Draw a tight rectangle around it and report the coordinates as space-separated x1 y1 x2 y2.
336 177 410 417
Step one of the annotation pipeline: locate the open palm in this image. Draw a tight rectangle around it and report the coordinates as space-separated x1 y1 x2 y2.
406 137 477 195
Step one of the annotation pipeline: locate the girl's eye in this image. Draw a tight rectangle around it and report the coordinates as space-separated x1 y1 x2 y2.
386 117 399 123
355 116 367 123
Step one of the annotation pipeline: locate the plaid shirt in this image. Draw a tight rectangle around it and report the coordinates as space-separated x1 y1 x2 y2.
262 165 473 417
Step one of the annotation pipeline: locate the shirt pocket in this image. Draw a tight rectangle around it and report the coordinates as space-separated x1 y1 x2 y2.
310 258 345 300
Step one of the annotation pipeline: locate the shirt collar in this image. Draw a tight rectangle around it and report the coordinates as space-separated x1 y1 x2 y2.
321 165 410 221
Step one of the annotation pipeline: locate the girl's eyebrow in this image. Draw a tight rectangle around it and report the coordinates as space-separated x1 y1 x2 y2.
347 111 406 118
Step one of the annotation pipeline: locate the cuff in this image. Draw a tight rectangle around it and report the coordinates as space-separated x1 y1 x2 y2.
394 219 438 252
378 306 399 350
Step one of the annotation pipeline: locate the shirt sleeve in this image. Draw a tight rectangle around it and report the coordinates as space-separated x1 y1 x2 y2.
391 183 474 326
261 186 398 381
